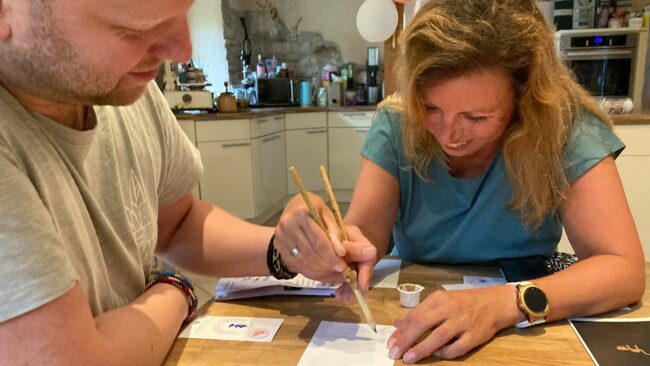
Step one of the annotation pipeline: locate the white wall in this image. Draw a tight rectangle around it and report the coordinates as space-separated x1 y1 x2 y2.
231 0 381 65
188 0 229 93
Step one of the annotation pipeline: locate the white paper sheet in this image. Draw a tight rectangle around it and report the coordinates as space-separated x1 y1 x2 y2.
370 258 402 289
441 276 506 291
297 321 396 366
462 275 506 286
178 315 283 342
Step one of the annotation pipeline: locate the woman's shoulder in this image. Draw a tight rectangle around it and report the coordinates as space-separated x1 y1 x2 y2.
373 106 404 129
569 109 619 146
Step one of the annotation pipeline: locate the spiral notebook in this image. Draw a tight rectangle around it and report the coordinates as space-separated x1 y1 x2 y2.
215 274 339 300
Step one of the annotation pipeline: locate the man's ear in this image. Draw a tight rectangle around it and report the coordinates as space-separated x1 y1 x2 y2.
0 2 12 41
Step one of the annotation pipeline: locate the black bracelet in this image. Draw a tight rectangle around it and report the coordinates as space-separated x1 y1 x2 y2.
266 234 297 280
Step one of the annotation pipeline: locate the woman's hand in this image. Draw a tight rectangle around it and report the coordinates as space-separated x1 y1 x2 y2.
387 285 522 363
274 193 377 289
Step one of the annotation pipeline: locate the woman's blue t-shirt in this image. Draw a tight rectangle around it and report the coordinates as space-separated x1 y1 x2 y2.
360 108 625 264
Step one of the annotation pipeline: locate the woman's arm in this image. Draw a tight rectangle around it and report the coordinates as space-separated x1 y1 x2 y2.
537 155 645 319
386 156 645 362
345 157 401 257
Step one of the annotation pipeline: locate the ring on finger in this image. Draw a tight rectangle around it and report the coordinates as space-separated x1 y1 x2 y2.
290 246 301 258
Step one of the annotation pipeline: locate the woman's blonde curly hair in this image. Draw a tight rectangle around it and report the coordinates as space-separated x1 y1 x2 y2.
381 0 611 228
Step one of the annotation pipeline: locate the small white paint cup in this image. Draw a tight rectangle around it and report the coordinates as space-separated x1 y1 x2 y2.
397 283 424 308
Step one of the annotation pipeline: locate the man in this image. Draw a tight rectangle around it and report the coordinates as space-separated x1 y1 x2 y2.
0 1 376 364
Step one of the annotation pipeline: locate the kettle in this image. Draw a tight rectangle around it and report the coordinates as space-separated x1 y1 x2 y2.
218 81 238 113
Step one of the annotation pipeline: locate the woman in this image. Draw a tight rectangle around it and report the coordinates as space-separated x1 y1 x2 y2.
278 0 645 363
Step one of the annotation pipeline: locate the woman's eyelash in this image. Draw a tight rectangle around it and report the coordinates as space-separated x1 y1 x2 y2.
467 115 487 122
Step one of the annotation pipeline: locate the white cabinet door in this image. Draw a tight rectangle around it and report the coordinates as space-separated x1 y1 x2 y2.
615 124 650 260
286 128 328 194
252 131 287 215
617 155 650 261
198 140 255 219
328 127 369 190
285 112 327 130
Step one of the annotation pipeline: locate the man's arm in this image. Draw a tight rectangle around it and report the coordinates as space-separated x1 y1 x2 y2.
0 282 187 365
155 193 274 277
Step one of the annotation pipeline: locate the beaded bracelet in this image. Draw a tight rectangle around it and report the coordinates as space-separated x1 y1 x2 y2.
145 272 198 323
266 234 297 280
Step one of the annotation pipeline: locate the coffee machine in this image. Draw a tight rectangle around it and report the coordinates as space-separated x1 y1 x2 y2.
366 47 380 104
162 61 215 110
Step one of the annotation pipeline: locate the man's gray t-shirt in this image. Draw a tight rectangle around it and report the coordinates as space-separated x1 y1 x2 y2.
0 82 203 321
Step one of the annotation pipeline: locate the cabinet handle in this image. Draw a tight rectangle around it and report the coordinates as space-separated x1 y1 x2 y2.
262 135 281 143
306 129 327 134
221 142 251 148
355 128 369 133
258 118 271 123
273 116 284 121
343 112 369 118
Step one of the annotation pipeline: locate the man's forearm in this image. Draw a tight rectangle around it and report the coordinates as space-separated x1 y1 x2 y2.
91 283 188 366
157 198 273 277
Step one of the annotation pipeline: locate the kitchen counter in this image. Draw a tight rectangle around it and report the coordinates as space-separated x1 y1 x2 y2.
610 113 650 124
176 107 650 125
174 105 378 120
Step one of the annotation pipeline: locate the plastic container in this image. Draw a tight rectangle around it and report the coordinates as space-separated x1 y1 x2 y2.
397 283 424 308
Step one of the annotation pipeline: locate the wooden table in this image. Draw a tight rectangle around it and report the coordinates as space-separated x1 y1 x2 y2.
164 261 650 365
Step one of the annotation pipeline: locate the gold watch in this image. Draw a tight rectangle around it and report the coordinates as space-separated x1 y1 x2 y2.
514 281 550 326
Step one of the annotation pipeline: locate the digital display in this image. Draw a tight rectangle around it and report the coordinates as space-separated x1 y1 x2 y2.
570 35 628 48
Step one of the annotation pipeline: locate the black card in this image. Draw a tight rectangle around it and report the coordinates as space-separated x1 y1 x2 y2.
570 318 650 366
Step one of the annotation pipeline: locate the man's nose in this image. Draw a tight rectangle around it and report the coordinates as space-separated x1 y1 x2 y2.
149 15 193 63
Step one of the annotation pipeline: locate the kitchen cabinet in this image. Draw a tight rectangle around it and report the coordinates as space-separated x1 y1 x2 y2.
285 112 328 194
196 119 255 219
195 115 287 221
328 112 373 195
177 120 201 199
252 115 287 216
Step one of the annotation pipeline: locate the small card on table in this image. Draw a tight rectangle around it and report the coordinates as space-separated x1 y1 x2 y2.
178 315 283 343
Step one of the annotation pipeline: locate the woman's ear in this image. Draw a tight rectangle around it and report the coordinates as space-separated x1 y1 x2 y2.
0 2 12 41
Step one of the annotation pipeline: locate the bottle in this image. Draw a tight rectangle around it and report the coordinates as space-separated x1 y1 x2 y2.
346 64 354 90
277 62 288 78
597 0 610 28
256 54 265 79
269 55 278 78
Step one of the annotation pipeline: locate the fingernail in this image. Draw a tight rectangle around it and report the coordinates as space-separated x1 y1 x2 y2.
362 246 376 258
389 346 401 360
387 338 396 349
403 351 416 364
334 263 344 272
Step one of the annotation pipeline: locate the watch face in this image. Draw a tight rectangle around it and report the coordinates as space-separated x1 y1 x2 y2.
523 287 548 314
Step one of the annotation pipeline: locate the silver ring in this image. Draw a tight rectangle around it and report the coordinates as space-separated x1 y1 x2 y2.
290 246 301 258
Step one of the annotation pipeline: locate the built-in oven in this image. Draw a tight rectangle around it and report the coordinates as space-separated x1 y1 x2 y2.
556 28 648 111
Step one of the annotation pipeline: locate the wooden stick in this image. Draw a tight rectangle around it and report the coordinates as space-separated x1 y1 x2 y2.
319 165 348 242
289 166 326 232
289 165 377 333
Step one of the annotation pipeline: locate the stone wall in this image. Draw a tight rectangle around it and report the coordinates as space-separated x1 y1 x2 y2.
222 0 347 84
